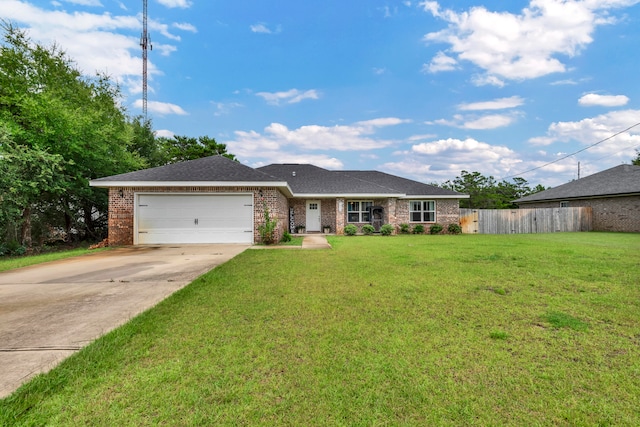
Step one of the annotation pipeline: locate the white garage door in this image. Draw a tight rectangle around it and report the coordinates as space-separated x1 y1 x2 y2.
136 194 253 244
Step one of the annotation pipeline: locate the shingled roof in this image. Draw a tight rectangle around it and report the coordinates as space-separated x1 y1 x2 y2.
258 164 465 198
91 155 285 184
514 164 640 204
91 158 467 199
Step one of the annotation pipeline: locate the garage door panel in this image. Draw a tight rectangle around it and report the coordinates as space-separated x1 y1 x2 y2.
136 194 253 244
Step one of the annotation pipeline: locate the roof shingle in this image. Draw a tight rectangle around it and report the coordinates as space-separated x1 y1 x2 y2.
514 164 640 203
91 155 281 183
258 164 464 197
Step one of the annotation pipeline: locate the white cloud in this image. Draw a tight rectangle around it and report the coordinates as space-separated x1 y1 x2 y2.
155 129 175 138
463 114 517 129
458 96 525 111
256 89 320 105
373 67 387 75
578 93 629 107
211 101 243 116
250 23 281 34
423 51 457 73
421 0 638 82
225 118 409 166
381 136 523 182
355 117 411 127
428 112 520 130
528 109 640 162
133 100 188 115
408 133 437 141
172 22 197 33
0 1 181 95
156 0 192 8
62 0 102 6
470 74 505 87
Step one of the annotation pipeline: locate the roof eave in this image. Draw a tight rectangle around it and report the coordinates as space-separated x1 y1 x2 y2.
291 193 468 199
399 194 470 199
292 193 406 198
89 180 293 197
516 191 640 204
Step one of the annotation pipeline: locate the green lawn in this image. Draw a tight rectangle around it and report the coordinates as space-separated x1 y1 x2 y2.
1 233 639 426
0 246 109 272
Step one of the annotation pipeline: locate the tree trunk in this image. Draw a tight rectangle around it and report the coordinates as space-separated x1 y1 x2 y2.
20 206 32 248
83 203 99 241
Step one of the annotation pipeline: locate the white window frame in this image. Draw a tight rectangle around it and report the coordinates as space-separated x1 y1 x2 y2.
409 200 436 223
347 200 373 223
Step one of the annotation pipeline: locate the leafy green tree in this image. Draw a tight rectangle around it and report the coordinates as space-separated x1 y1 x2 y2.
157 135 237 164
632 150 640 166
442 171 545 209
0 127 66 246
0 23 143 245
129 116 164 168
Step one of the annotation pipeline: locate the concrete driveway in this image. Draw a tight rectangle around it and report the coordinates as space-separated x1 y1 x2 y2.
0 244 248 399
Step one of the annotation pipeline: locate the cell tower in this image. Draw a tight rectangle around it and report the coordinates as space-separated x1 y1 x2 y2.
140 0 150 118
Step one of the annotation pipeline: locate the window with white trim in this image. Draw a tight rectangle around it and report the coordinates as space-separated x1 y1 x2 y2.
347 201 373 222
560 201 569 207
410 200 436 222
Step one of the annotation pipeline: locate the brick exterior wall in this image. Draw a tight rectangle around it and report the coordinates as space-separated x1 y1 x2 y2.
254 188 289 243
108 188 465 245
288 198 338 233
520 196 640 232
107 186 289 245
287 197 460 235
394 198 460 233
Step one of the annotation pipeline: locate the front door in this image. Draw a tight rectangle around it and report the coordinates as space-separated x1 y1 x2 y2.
306 200 321 232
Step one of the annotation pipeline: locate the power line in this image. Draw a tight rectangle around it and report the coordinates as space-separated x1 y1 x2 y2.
501 121 640 180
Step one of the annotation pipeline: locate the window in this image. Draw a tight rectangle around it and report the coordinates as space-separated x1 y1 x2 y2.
560 201 569 207
347 201 373 222
410 200 435 222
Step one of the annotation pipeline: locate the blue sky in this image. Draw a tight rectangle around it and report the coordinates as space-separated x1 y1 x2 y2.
2 0 640 187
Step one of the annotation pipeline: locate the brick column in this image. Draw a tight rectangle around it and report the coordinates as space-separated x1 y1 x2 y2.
336 198 345 235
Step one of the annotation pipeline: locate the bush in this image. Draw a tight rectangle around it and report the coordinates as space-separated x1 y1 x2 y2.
280 231 292 243
399 223 410 234
258 204 278 245
412 225 425 234
362 224 375 235
448 223 462 234
380 224 394 236
344 224 358 236
0 240 27 257
429 223 444 234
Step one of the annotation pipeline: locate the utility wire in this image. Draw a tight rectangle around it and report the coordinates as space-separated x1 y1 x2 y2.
501 121 640 181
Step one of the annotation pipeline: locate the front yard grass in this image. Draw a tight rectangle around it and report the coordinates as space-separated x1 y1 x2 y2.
0 246 109 272
1 233 639 425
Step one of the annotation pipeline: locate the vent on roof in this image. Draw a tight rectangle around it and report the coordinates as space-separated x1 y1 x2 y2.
292 171 296 177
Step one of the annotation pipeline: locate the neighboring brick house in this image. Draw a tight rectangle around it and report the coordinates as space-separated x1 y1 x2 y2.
90 156 468 245
513 164 640 233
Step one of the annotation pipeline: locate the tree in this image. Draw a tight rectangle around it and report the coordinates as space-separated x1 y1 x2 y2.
0 23 143 246
157 135 237 164
0 127 66 247
129 115 164 168
633 150 640 166
442 171 545 209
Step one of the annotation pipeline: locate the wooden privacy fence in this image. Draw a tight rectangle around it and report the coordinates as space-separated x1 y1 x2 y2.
460 207 593 234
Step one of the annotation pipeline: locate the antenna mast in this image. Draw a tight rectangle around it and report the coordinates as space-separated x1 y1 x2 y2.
140 0 150 119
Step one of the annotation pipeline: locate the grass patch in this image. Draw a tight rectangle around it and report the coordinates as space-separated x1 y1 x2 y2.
1 233 639 425
489 331 509 340
0 246 109 272
278 236 303 246
544 311 590 331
